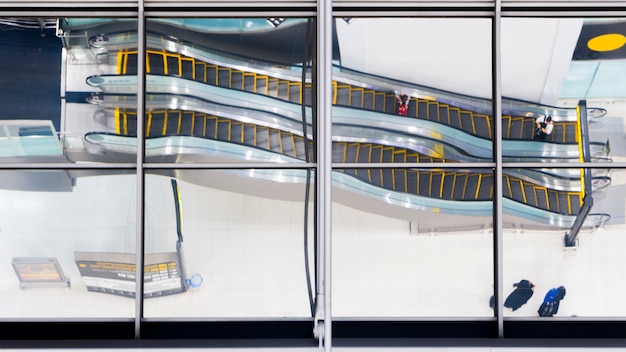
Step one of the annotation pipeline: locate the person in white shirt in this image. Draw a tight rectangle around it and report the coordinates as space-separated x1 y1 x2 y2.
535 115 553 141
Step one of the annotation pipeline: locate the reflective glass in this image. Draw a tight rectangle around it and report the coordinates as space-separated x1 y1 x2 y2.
0 18 138 164
501 18 620 162
142 18 314 163
0 171 136 318
143 169 315 318
332 167 494 317
332 18 493 162
501 167 623 317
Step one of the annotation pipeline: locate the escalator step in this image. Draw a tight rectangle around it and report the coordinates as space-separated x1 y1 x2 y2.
148 53 165 75
381 147 393 163
336 87 350 106
478 174 493 200
508 118 524 139
460 112 474 134
179 111 193 135
565 123 576 143
442 173 456 200
231 123 244 143
231 71 243 90
382 169 393 188
268 130 281 151
371 168 383 186
205 117 217 139
405 153 418 163
431 172 443 197
371 146 382 163
453 174 467 200
268 79 279 97
524 184 537 207
450 108 461 129
406 171 418 194
407 100 417 117
417 100 428 119
166 111 182 135
474 115 491 139
217 69 231 88
281 134 296 158
502 175 512 198
256 77 268 95
509 179 524 203
570 194 581 214
373 93 385 112
181 59 194 80
345 144 358 163
394 169 406 192
558 193 570 215
166 56 180 76
393 151 406 163
124 53 138 75
521 119 535 140
536 189 548 211
289 84 302 103
294 137 306 160
350 89 363 108
194 63 207 82
256 128 270 150
217 120 231 141
385 95 396 114
192 114 206 136
358 145 372 163
438 105 451 125
548 190 559 213
278 82 289 101
363 91 375 110
205 65 217 85
418 172 430 196
551 124 563 143
148 111 166 137
243 75 257 93
243 124 256 146
466 174 480 200
332 143 346 162
427 102 440 122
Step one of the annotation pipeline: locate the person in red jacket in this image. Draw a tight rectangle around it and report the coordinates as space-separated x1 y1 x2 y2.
396 93 409 116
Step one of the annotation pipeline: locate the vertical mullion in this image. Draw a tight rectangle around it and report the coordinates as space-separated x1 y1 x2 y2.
493 0 504 339
135 3 146 340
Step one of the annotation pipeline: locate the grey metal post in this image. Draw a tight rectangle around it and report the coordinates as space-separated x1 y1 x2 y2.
135 0 146 339
493 0 504 339
314 0 333 349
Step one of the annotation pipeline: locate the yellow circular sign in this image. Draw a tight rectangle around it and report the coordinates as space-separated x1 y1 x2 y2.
587 33 626 52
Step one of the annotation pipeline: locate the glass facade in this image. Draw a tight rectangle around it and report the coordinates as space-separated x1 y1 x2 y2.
1 2 626 347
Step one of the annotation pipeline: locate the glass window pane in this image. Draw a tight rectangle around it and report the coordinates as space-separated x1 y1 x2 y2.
332 167 494 317
142 18 314 163
0 171 136 318
0 18 138 164
143 169 315 318
502 167 620 317
332 18 493 162
501 17 618 161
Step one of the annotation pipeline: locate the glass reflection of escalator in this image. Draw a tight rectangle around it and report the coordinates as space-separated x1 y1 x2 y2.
116 108 582 216
118 49 577 144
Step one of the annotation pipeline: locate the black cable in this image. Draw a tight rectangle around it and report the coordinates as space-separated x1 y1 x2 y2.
301 17 315 317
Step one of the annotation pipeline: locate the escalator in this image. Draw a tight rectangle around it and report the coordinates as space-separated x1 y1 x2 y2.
118 48 578 144
110 106 583 216
79 31 609 227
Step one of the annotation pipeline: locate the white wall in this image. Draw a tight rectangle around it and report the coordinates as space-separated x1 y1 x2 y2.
336 18 583 104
